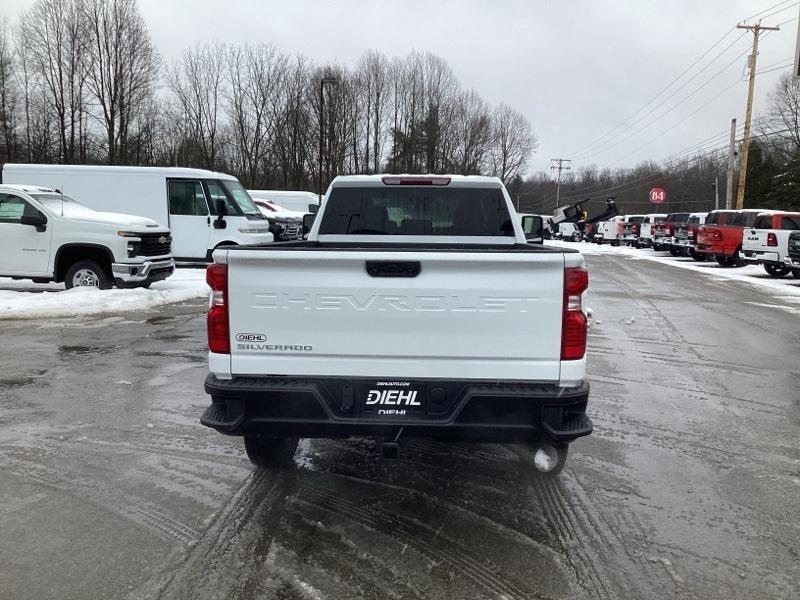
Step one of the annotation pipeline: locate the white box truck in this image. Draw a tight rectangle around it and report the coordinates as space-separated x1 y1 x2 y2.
2 165 273 263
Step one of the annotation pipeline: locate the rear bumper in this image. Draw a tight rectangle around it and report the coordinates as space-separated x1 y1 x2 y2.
202 375 592 444
740 249 780 264
785 255 800 267
695 242 730 256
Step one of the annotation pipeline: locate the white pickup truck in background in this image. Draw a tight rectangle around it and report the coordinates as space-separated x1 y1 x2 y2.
0 184 174 289
740 211 800 277
202 175 592 475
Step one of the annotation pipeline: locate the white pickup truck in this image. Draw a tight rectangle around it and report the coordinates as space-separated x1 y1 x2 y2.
739 211 800 277
202 175 592 475
0 184 174 288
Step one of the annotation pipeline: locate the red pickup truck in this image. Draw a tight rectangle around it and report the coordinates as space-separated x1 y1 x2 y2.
695 209 760 266
652 212 689 251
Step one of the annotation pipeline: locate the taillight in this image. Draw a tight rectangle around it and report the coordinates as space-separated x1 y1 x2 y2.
767 233 778 247
562 267 589 361
206 263 229 354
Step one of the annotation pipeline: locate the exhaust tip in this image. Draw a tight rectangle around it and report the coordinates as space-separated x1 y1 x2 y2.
533 445 559 473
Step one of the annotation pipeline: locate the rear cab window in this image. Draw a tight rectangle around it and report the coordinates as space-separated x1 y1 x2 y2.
318 186 514 236
780 215 800 230
752 215 773 229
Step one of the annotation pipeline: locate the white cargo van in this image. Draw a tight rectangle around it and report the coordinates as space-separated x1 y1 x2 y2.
248 190 319 213
2 164 273 263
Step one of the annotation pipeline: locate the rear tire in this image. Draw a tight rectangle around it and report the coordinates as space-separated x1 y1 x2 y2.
715 255 733 267
690 249 706 262
64 260 111 290
764 263 790 278
244 436 299 469
669 247 681 257
792 268 800 279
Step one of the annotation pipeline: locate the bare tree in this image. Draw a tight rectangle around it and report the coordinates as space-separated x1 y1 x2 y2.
226 44 286 186
764 73 800 156
490 103 537 183
166 42 228 170
0 16 18 161
452 89 492 175
84 0 159 164
19 0 88 162
272 55 314 189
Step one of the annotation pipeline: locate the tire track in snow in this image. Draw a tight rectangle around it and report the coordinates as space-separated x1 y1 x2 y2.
298 481 554 600
0 454 200 546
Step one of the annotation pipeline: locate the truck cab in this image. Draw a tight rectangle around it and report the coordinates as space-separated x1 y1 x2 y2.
0 184 174 289
740 211 800 277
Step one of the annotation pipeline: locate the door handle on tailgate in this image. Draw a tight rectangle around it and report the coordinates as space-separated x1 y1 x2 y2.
365 260 421 278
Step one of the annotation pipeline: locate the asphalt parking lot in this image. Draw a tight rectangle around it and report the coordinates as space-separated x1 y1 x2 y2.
1 253 798 600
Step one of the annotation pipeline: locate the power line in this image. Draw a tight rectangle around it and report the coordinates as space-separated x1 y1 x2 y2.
603 79 744 168
573 45 751 162
562 27 739 158
570 32 748 160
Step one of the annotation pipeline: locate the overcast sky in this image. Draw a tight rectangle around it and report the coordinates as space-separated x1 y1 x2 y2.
3 0 800 175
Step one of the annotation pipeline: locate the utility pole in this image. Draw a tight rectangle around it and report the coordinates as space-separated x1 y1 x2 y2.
735 21 780 209
550 158 571 211
725 118 736 209
714 176 720 210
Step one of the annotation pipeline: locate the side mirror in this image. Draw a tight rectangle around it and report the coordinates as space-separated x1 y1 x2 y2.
214 199 227 229
308 203 319 215
302 213 316 236
21 213 48 232
521 215 544 244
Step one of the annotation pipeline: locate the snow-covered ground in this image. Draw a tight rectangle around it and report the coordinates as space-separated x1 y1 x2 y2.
550 239 800 302
0 269 208 320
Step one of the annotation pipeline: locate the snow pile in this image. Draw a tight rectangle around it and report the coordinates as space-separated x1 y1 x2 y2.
550 240 800 300
0 269 208 320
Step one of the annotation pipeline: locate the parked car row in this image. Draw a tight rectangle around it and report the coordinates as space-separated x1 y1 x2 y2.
0 164 317 290
582 208 800 278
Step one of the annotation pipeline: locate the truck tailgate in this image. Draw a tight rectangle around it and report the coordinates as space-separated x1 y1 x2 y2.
226 248 566 381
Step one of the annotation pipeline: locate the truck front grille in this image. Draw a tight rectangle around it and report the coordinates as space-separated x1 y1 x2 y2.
137 234 172 257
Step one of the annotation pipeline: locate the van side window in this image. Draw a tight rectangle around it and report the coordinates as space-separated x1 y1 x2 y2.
168 180 208 216
206 181 238 215
0 193 30 223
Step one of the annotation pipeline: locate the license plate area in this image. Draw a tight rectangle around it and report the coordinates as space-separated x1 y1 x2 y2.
361 381 426 417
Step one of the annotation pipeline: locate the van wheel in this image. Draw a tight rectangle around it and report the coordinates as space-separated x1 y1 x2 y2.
764 264 790 278
244 436 299 469
64 260 111 290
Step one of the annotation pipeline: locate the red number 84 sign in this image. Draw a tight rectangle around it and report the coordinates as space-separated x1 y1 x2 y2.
649 187 666 204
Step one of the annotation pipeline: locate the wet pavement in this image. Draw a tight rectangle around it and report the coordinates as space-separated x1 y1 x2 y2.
1 254 799 600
